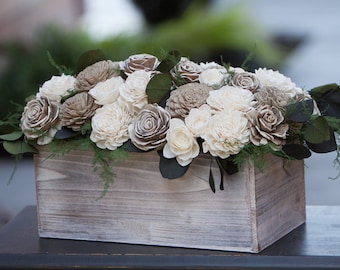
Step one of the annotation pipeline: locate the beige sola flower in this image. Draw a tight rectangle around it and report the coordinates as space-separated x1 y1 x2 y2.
165 83 211 118
20 96 60 145
254 86 292 109
59 92 100 131
246 105 289 149
170 57 202 85
129 104 171 151
229 72 261 93
75 60 120 92
120 53 160 75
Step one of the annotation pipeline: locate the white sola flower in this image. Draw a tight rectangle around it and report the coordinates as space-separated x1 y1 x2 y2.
184 104 211 137
90 102 131 150
37 74 76 103
163 118 199 166
201 110 250 159
89 76 124 105
206 85 255 113
199 61 228 88
199 68 227 88
119 70 150 115
255 68 304 98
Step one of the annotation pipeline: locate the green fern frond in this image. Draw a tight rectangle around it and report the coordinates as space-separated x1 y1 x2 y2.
47 137 129 198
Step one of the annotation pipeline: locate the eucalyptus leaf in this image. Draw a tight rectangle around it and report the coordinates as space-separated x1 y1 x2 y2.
216 157 239 175
316 89 340 118
285 99 314 122
123 140 146 153
309 83 339 101
212 158 226 190
3 141 38 155
216 159 225 190
304 116 330 144
75 49 106 74
156 50 181 73
209 168 216 193
219 172 224 190
307 131 337 153
54 127 79 139
282 144 311 160
157 150 189 179
0 131 23 141
146 73 172 104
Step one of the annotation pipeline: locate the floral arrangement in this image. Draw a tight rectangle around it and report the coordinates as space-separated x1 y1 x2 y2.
1 50 340 192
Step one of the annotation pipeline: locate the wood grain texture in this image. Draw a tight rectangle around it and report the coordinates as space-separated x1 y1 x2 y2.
34 149 305 253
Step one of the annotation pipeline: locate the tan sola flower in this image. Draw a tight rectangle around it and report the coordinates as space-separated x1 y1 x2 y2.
20 96 60 145
170 57 202 85
229 72 261 93
120 53 160 75
254 86 292 109
246 105 289 149
165 82 211 118
59 92 100 131
128 104 171 151
75 60 120 92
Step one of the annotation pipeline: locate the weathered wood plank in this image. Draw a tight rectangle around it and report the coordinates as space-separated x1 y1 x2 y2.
34 149 305 253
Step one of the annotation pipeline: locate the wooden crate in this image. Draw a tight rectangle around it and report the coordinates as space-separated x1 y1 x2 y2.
34 149 305 253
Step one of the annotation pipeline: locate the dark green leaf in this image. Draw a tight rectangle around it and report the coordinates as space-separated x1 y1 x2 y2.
3 141 38 155
54 127 79 139
214 158 227 190
216 157 239 175
218 164 224 190
146 73 172 104
310 83 339 101
307 131 337 153
75 49 106 74
316 89 340 118
282 144 311 159
285 99 314 122
0 131 23 141
209 168 216 193
156 50 181 73
304 116 330 144
157 150 189 179
123 140 146 152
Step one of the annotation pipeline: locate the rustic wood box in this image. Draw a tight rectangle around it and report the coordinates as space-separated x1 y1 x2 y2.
34 149 305 253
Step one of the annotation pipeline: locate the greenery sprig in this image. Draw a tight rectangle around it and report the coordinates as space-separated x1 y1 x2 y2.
45 136 129 199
